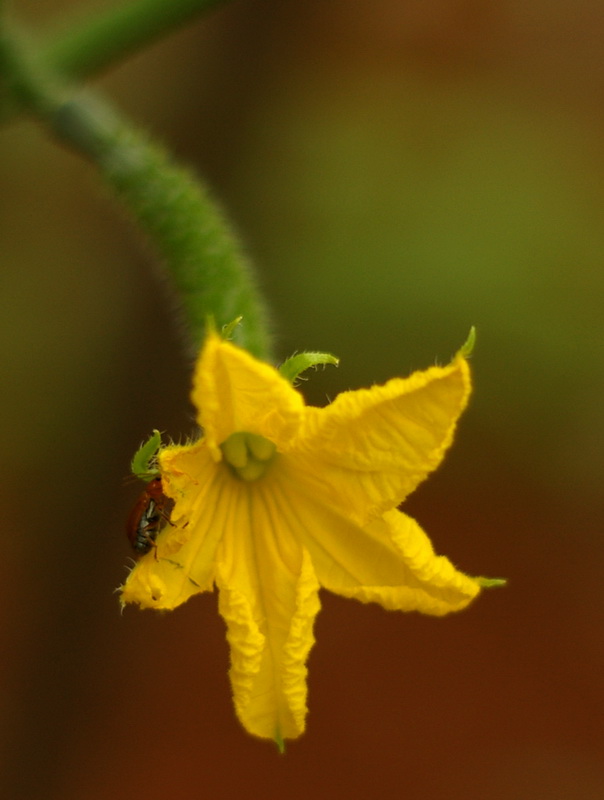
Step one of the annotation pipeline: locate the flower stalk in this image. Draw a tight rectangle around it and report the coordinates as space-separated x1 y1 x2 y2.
0 16 272 357
43 0 231 80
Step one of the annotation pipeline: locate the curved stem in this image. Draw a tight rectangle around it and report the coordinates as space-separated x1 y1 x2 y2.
2 23 272 359
43 0 230 80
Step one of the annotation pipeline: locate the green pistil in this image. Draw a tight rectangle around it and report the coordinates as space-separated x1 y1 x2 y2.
220 432 277 481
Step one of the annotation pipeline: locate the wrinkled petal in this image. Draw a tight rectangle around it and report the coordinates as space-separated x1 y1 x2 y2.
193 333 305 459
120 442 228 609
120 333 490 747
120 555 200 610
338 509 481 614
271 463 480 616
215 476 320 743
292 356 471 523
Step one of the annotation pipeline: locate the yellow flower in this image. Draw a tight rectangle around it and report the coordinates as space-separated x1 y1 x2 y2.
120 331 486 748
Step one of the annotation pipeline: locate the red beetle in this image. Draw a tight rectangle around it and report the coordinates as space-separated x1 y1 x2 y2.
126 476 172 556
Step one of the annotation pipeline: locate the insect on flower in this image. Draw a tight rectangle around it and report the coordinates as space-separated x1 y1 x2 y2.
126 476 173 556
125 430 174 557
120 328 507 749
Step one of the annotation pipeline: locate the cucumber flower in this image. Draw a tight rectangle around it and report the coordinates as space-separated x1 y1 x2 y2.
120 329 494 749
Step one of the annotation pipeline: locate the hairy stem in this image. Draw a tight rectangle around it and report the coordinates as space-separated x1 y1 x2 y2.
43 0 230 80
1 23 272 358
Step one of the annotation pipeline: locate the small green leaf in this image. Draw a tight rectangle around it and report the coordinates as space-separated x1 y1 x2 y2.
279 351 339 384
458 326 476 358
274 729 285 754
221 316 243 341
476 576 507 588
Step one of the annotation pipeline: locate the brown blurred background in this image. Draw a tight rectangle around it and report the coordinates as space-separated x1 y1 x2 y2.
2 0 603 797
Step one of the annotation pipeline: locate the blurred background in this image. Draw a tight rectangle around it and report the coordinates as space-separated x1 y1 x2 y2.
2 0 603 797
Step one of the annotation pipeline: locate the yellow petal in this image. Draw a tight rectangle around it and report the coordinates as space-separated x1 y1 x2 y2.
192 333 305 459
348 509 481 614
270 464 480 616
294 356 471 524
120 441 228 610
215 477 320 743
120 554 199 610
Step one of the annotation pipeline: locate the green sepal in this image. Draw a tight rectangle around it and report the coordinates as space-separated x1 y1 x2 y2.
221 316 243 341
279 351 339 384
457 326 476 359
130 429 162 481
475 576 507 588
273 729 285 755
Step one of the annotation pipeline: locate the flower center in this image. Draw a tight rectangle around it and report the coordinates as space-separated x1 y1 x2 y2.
220 432 277 481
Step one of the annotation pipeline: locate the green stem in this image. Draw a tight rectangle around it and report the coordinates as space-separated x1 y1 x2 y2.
2 24 272 359
43 0 231 80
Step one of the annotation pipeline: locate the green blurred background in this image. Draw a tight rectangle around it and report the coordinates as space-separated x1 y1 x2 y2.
2 1 603 797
